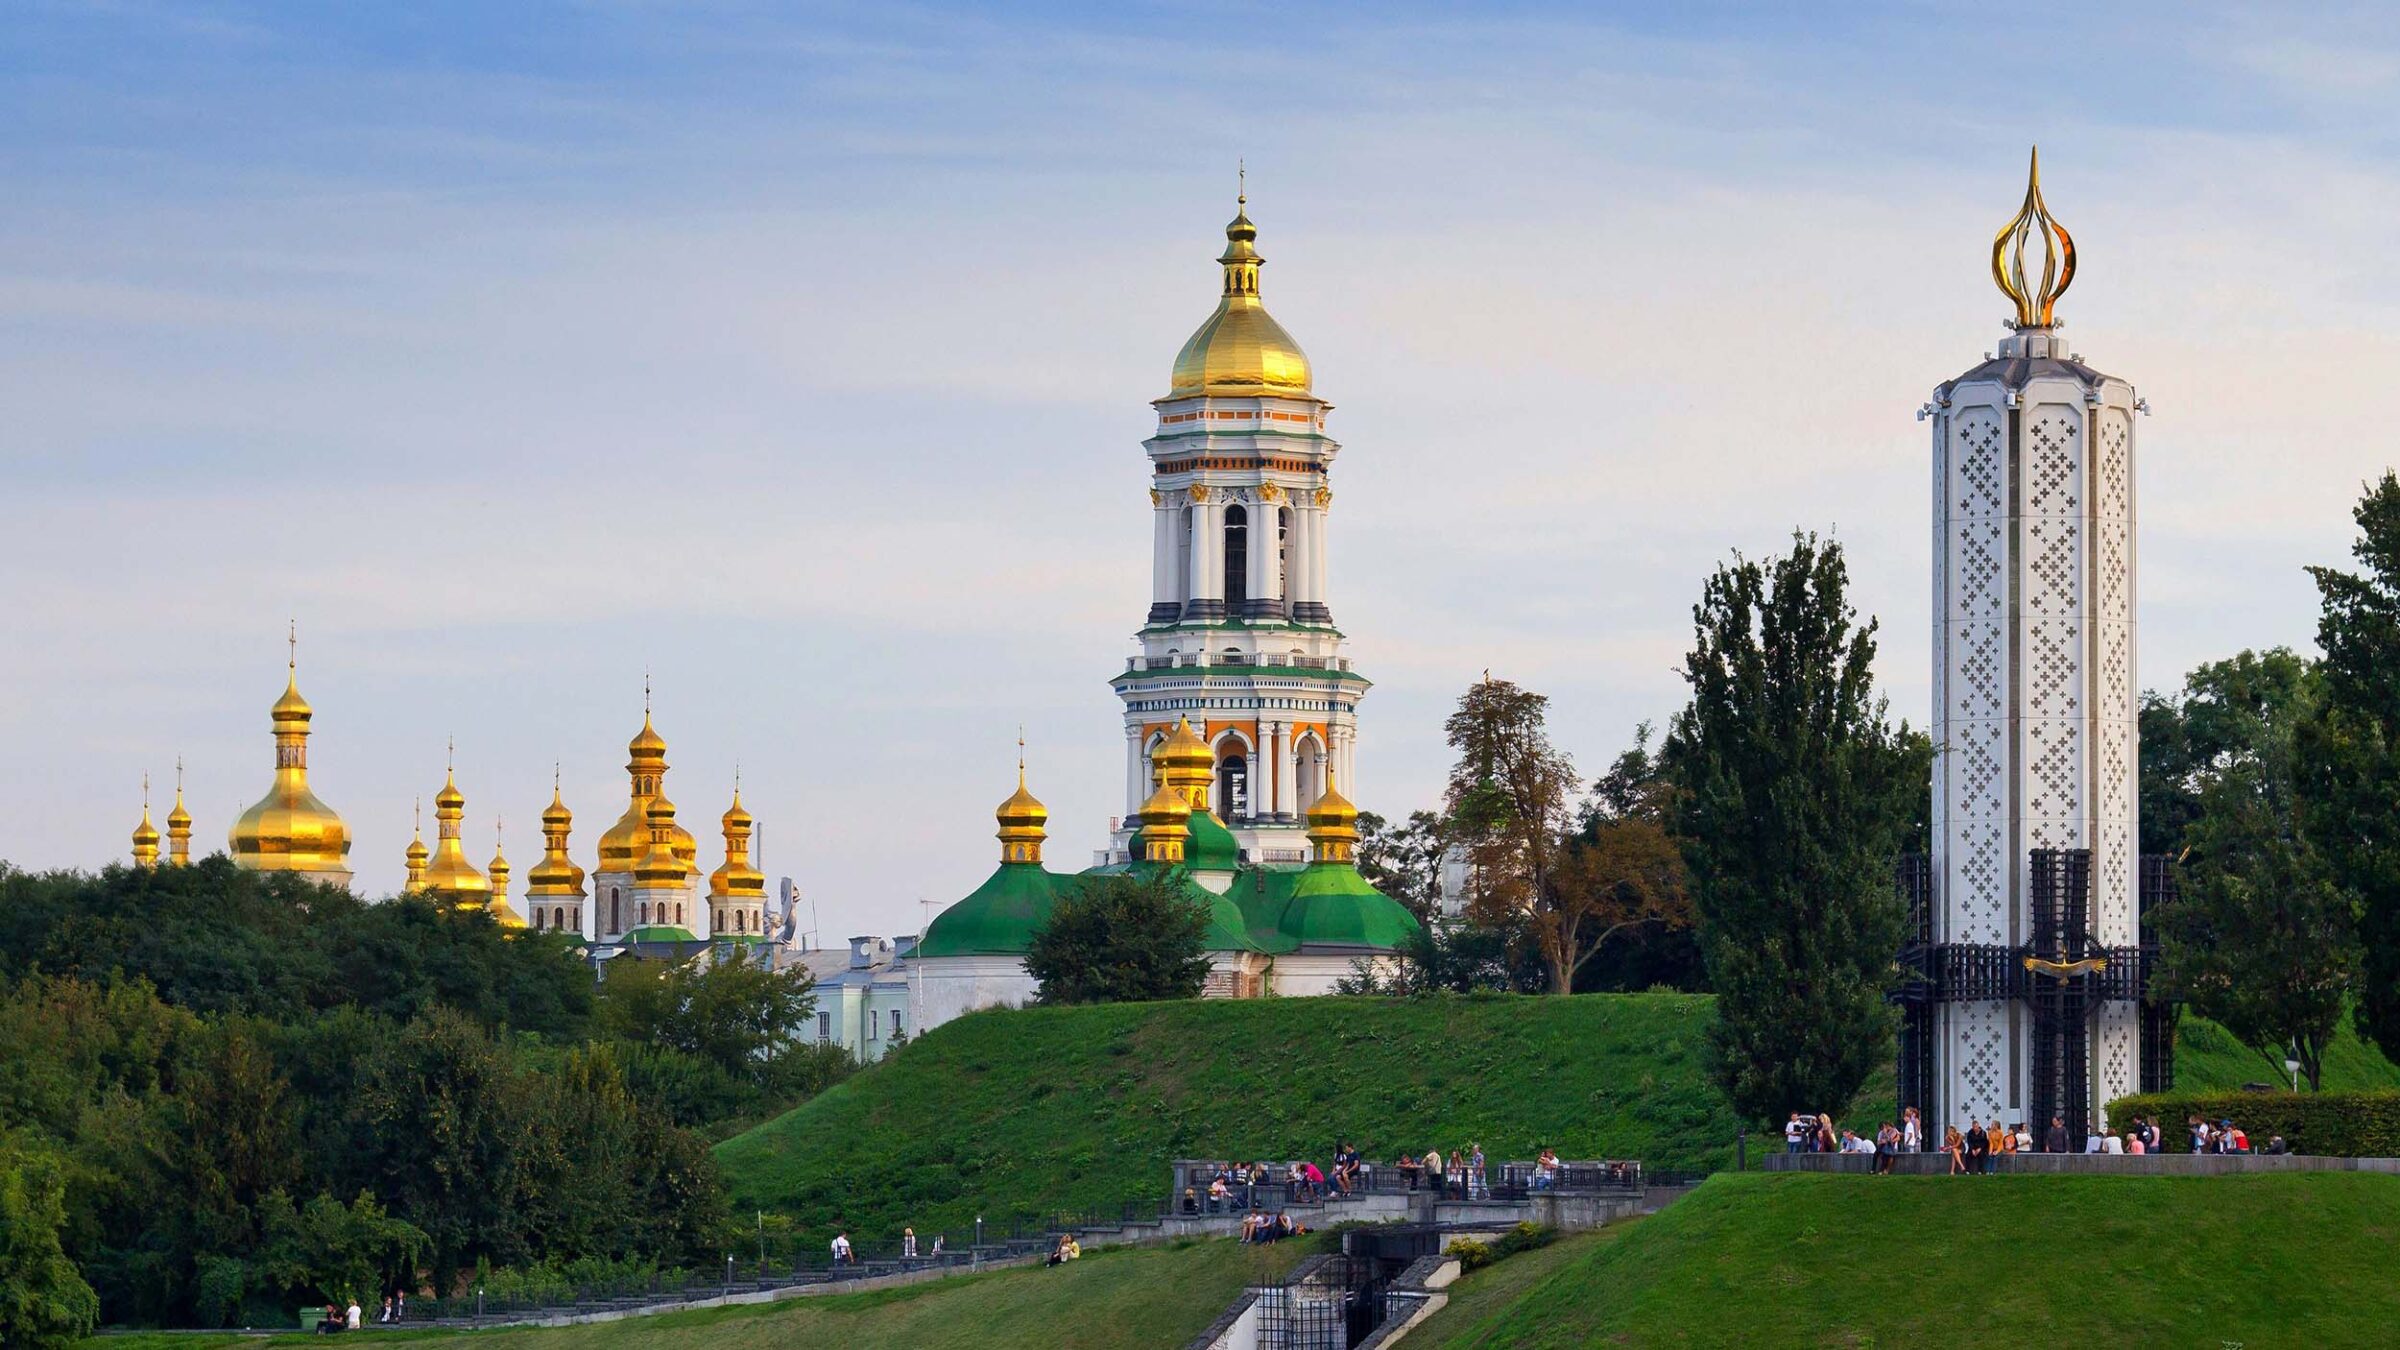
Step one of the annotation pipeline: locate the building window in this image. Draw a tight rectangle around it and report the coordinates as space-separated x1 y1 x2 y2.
1223 504 1248 603
890 1010 903 1040
555 906 567 931
817 1012 831 1043
868 1013 878 1040
610 888 622 933
1218 753 1249 822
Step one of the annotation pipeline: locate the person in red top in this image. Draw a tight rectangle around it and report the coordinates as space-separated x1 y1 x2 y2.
2228 1125 2250 1153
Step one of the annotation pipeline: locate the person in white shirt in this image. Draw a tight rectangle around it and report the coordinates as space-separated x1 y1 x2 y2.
345 1301 361 1330
831 1232 854 1265
902 1227 918 1258
1785 1114 1807 1154
2101 1131 2124 1155
1901 1108 1922 1153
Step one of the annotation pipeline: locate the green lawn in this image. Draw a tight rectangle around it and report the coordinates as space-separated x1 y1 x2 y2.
2173 1010 2400 1093
85 1238 1303 1350
1407 1228 1627 1348
714 994 1751 1246
1410 1171 2400 1348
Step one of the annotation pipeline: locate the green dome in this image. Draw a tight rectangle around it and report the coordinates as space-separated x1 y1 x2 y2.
1280 863 1421 949
918 863 1062 957
1186 809 1241 874
622 925 699 944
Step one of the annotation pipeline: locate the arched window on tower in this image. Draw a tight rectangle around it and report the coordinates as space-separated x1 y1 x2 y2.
555 906 567 932
1218 753 1250 823
610 887 622 934
1295 735 1328 810
1223 505 1249 605
639 900 649 927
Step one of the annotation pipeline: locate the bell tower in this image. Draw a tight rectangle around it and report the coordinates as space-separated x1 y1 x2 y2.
1109 182 1369 864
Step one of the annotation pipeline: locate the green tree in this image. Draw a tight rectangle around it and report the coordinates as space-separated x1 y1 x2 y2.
348 1007 532 1290
1443 675 1587 994
2153 654 2351 1089
1025 873 1211 1004
1354 809 1447 921
256 1191 429 1313
0 1145 100 1349
2297 473 2400 1062
1662 533 1929 1123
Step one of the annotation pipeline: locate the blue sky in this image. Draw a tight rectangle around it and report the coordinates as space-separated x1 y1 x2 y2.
6 2 2398 935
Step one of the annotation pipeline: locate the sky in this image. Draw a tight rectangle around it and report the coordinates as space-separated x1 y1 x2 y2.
5 1 2399 938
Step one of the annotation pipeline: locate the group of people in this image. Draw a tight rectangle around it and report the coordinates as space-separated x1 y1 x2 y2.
1045 1233 1081 1266
1394 1143 1489 1199
313 1293 408 1333
829 1227 947 1266
1788 1107 2290 1174
1239 1211 1310 1244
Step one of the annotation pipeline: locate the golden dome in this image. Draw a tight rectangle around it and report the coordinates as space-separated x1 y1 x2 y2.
421 763 491 902
708 788 766 899
132 780 161 869
600 708 696 871
996 763 1048 864
404 801 430 892
527 778 587 898
166 762 193 866
636 795 692 883
1306 773 1360 864
1165 194 1314 400
229 650 352 882
1137 781 1192 865
1152 715 1217 810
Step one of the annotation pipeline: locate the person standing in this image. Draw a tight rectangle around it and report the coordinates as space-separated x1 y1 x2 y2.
1424 1147 1445 1198
831 1232 854 1265
2044 1116 2069 1154
1468 1144 1487 1199
1901 1107 1922 1153
345 1299 361 1331
903 1227 918 1259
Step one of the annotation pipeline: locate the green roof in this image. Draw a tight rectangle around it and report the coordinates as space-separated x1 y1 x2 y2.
917 862 1062 957
1186 809 1241 874
1231 862 1417 952
622 925 698 943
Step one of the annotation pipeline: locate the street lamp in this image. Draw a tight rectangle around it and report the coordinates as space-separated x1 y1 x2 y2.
2286 1039 2302 1093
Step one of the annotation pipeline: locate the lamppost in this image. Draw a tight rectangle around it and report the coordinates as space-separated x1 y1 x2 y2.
2286 1039 2302 1093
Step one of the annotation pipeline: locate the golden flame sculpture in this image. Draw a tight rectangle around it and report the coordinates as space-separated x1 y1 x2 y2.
1991 146 2077 329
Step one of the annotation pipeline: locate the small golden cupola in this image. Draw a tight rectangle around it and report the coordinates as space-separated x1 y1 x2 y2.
486 819 524 928
1137 781 1193 865
636 794 692 885
131 775 161 869
420 746 492 905
996 753 1048 865
1166 178 1315 400
229 629 354 885
708 779 768 938
1152 716 1216 810
525 770 587 931
166 759 192 866
1305 772 1360 865
404 799 430 891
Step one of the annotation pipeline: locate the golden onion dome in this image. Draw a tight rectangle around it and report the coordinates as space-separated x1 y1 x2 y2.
1139 781 1193 829
542 783 572 830
527 780 586 898
629 712 667 761
1165 193 1314 400
599 709 695 870
132 786 161 868
1154 716 1214 777
229 653 351 880
996 764 1048 864
1305 773 1361 863
708 789 766 898
636 795 691 882
403 801 431 891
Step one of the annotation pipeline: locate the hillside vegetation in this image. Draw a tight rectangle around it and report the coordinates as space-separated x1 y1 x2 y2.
85 1237 1299 1350
716 994 1741 1243
1411 1171 2400 1347
713 991 2400 1249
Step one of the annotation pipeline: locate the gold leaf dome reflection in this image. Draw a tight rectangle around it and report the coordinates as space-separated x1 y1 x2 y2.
1165 194 1314 400
229 660 353 881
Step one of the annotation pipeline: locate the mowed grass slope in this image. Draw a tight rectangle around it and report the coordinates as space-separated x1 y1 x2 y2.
1412 1171 2400 1348
86 1238 1303 1350
716 994 1739 1242
2172 1011 2400 1093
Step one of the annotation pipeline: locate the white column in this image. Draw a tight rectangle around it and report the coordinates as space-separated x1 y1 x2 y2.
1246 494 1278 613
1151 498 1177 608
1126 724 1147 817
1244 740 1262 823
1190 497 1224 611
1310 499 1331 614
1287 504 1316 609
1273 722 1295 818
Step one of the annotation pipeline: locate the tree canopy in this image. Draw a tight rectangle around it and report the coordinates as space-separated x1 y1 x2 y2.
1025 872 1212 1005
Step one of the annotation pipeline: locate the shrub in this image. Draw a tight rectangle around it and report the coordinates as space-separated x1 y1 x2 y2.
2105 1089 2400 1155
1444 1239 1493 1273
1492 1221 1558 1258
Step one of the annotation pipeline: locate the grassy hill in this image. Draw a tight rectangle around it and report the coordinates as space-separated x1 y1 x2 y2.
715 994 1742 1243
85 1238 1302 1350
2172 1010 2400 1093
1411 1171 2400 1347
712 992 2400 1248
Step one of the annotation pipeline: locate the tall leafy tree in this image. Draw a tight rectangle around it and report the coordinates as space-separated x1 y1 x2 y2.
1354 809 1447 921
1443 676 1589 993
2297 473 2400 1062
1662 533 1928 1123
1026 872 1212 1004
2153 652 2351 1088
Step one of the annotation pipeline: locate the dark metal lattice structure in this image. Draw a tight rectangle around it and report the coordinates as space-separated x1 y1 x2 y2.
1894 848 2175 1135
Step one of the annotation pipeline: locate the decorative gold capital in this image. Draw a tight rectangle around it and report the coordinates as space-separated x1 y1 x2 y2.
1991 146 2077 329
1189 484 1210 504
1314 487 1332 509
1257 483 1283 504
1149 487 1163 507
